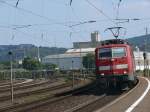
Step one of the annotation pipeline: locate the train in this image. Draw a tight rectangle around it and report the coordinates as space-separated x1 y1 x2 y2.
95 39 137 89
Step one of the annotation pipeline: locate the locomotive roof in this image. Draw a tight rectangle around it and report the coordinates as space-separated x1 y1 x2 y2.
101 39 129 46
95 39 130 49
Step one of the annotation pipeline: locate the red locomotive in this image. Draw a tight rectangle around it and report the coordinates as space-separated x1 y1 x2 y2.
95 39 137 89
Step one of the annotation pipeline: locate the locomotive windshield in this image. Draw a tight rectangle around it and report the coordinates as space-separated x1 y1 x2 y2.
98 47 126 58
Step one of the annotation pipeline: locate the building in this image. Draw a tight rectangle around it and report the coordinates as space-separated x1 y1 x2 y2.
73 31 101 48
42 48 96 70
42 53 86 70
134 49 150 70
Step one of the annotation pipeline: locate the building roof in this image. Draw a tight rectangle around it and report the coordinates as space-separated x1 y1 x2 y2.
66 48 95 53
43 53 87 59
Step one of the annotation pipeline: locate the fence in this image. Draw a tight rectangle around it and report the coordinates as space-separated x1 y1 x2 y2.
0 70 59 80
0 69 95 80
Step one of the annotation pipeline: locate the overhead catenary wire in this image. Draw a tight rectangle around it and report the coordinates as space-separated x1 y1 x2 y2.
67 2 95 44
85 0 116 24
13 28 59 47
2 0 100 30
1 0 149 45
1 0 147 29
12 27 64 46
0 16 146 32
0 0 57 23
0 0 79 29
68 4 81 27
0 17 146 30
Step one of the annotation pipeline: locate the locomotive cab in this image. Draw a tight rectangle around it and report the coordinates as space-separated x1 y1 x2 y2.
95 39 136 89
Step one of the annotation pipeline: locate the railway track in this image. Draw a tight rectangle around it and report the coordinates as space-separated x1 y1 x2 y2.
65 81 139 112
0 80 25 87
68 92 123 112
0 81 102 112
0 78 90 112
7 78 138 112
0 82 70 102
0 79 33 89
0 79 58 92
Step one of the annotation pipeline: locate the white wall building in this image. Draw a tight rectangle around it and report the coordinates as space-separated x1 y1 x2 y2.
42 53 87 70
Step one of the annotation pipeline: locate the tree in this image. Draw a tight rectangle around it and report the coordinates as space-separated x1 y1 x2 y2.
22 57 42 70
0 61 10 69
43 63 57 70
82 53 95 70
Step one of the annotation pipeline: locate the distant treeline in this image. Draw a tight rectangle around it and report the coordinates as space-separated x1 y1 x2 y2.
0 44 67 62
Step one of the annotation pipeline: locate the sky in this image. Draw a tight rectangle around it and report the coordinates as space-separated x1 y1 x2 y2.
0 0 150 48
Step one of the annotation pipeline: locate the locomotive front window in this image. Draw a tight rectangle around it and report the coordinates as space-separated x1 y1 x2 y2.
98 47 126 58
99 48 112 58
112 48 126 57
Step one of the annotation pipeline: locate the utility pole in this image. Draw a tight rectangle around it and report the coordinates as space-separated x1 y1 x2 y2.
69 32 75 86
23 48 26 58
137 47 141 70
72 60 74 88
146 27 149 77
146 27 148 35
8 51 14 103
143 27 149 77
37 46 41 62
78 43 84 81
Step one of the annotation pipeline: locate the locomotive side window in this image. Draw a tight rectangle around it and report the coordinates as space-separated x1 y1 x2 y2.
98 47 126 59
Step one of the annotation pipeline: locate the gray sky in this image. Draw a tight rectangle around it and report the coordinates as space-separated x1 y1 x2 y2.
0 0 150 48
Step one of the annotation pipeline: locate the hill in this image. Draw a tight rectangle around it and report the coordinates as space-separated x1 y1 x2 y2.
0 44 67 62
127 34 150 51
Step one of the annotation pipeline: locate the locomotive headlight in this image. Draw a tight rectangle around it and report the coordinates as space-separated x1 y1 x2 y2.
124 71 127 74
111 59 115 61
101 73 104 76
116 64 128 69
